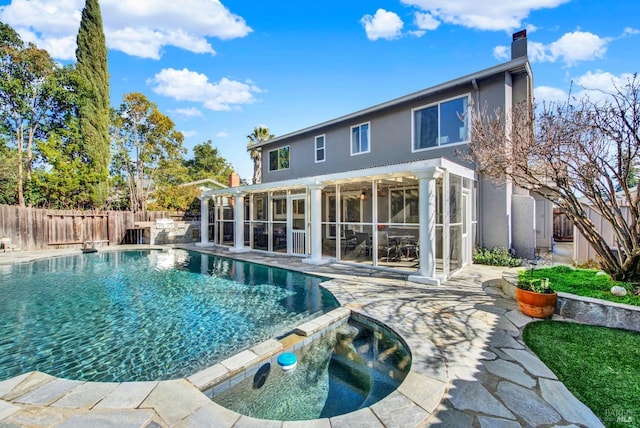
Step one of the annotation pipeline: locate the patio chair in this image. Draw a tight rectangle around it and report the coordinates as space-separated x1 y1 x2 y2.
378 233 399 262
1 237 13 253
354 232 371 257
343 229 358 253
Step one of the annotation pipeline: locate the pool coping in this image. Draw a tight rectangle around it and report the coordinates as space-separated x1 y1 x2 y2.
0 245 448 427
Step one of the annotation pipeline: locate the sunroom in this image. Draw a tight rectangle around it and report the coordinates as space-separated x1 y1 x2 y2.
198 158 477 284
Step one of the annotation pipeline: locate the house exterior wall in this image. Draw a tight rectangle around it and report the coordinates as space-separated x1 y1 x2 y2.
257 63 534 257
511 189 536 259
533 193 553 251
261 72 524 184
475 70 532 256
479 177 512 251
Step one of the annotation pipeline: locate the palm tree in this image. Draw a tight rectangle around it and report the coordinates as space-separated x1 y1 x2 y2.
247 126 274 185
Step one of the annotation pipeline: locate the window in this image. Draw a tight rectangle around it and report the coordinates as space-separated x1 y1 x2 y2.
315 135 325 163
351 123 370 155
413 95 468 151
268 146 290 171
272 198 285 220
389 187 419 224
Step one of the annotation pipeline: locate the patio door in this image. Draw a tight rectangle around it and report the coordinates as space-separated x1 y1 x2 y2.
288 195 307 256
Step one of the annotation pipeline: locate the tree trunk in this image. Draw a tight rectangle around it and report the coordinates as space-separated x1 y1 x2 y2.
252 150 261 184
16 123 24 207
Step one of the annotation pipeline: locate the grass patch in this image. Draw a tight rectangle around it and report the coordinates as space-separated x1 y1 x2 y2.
518 265 640 306
523 321 640 428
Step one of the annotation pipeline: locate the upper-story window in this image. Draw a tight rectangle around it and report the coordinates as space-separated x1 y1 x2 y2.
412 95 469 151
268 146 290 171
351 122 370 155
315 135 325 163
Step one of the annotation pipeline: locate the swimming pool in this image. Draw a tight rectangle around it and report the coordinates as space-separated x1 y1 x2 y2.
0 249 338 382
212 315 411 420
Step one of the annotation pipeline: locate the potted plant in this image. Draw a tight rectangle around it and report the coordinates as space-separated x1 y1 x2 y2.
516 275 557 318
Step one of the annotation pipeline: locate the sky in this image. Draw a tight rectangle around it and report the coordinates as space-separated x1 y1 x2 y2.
1 0 639 182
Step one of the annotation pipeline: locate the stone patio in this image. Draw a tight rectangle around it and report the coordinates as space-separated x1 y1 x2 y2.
0 246 604 427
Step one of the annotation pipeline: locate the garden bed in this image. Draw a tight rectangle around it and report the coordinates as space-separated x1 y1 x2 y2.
502 271 640 333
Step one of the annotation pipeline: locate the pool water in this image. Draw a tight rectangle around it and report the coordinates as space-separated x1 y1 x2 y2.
212 317 411 420
0 249 338 382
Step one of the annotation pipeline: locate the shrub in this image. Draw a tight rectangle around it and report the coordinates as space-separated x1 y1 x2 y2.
473 247 521 267
518 278 554 293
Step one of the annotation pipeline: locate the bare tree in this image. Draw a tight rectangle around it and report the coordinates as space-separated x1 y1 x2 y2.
247 126 274 185
467 74 640 282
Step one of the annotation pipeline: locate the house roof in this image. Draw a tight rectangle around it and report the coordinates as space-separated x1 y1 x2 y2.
250 56 531 150
180 178 227 191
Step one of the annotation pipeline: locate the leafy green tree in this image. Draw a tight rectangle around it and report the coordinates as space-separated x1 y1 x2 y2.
0 23 69 206
110 92 185 213
147 184 200 212
30 64 111 209
186 140 234 183
151 140 233 212
247 126 274 184
155 157 191 186
76 0 110 208
0 148 18 205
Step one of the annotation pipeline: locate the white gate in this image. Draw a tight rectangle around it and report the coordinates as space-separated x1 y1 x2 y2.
288 195 307 256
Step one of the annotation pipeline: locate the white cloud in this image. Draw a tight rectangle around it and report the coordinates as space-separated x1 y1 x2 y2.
216 131 229 138
547 31 609 66
361 9 404 41
180 130 197 138
171 107 203 118
493 45 509 61
0 0 252 60
400 0 570 31
148 68 260 111
534 86 569 105
534 71 637 105
574 70 637 101
527 40 552 62
414 12 440 31
622 27 640 37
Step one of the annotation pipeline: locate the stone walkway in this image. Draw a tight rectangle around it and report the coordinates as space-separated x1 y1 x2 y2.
0 247 604 427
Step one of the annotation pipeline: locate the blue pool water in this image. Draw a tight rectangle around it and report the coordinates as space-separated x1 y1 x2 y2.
0 249 338 382
212 316 411 420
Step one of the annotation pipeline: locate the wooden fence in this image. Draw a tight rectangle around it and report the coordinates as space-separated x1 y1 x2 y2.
553 208 573 242
0 205 197 251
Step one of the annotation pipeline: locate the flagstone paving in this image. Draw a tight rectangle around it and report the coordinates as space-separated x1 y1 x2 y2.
0 247 604 427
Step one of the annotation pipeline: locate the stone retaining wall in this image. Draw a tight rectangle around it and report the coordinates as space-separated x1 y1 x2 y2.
501 272 640 333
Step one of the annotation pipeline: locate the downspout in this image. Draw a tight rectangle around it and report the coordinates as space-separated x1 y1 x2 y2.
471 78 482 251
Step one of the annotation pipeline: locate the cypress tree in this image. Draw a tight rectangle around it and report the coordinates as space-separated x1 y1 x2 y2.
75 0 110 208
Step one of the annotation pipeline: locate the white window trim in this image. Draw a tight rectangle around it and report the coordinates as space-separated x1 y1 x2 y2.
411 94 470 153
268 145 290 172
315 134 326 163
350 122 371 156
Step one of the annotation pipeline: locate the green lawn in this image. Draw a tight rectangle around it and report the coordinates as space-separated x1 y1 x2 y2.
523 321 640 428
518 265 640 306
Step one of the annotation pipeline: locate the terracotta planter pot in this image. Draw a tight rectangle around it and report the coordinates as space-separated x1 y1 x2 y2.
516 287 558 319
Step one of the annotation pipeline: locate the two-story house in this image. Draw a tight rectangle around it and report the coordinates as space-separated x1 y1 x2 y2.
198 30 552 285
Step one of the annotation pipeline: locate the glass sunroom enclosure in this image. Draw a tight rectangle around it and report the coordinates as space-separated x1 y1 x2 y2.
199 160 477 282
